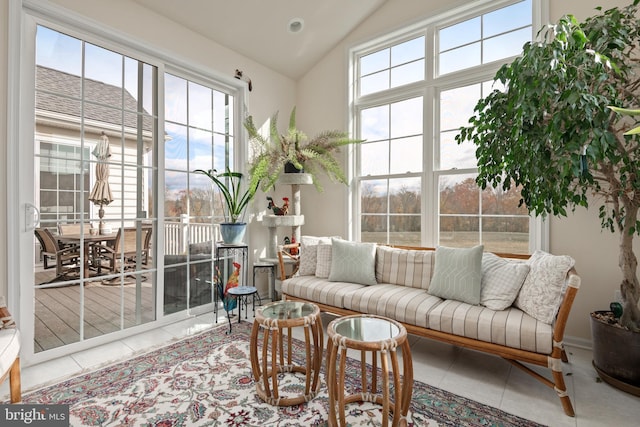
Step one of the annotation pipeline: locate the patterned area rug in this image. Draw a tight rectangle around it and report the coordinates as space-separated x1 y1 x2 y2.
23 322 544 426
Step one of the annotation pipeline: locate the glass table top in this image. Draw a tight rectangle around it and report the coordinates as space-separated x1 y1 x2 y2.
261 301 316 320
333 317 400 342
226 286 257 296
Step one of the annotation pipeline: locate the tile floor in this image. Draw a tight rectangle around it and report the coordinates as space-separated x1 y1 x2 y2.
2 310 639 427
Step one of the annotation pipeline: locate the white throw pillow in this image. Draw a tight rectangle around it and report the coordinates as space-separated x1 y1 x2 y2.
480 252 530 311
315 244 333 278
297 236 332 276
328 238 377 285
515 250 575 324
428 245 484 305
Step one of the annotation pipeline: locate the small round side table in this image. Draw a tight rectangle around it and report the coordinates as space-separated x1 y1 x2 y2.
326 314 413 427
249 301 323 406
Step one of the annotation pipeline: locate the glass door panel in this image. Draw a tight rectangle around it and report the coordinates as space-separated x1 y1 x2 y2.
33 25 158 353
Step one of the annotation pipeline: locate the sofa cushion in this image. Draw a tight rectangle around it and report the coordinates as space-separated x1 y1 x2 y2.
328 239 377 286
315 243 333 278
428 245 484 305
375 246 434 290
343 283 443 328
428 299 553 353
298 236 332 276
515 250 575 324
282 276 365 308
481 252 530 311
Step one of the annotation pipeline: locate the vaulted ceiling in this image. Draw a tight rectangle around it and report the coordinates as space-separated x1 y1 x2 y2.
132 0 388 79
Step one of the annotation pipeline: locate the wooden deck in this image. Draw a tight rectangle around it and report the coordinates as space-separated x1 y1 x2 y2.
34 280 154 353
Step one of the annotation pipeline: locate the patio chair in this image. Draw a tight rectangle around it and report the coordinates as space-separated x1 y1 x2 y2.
97 226 152 274
34 228 80 281
0 297 21 403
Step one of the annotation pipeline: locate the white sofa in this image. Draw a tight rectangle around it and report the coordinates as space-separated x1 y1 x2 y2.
279 240 580 417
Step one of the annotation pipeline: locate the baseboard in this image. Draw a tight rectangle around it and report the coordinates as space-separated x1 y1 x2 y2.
563 334 592 350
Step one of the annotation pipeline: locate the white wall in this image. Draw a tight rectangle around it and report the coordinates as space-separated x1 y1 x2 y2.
297 0 636 343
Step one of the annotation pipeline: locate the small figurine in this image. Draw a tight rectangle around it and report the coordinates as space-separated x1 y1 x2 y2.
267 196 289 216
290 235 299 255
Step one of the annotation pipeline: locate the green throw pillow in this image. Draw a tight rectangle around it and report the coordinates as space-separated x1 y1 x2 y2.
428 245 484 305
328 238 377 285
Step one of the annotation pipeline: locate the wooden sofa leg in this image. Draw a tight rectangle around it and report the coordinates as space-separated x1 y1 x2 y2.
550 362 574 417
506 358 575 417
9 357 21 403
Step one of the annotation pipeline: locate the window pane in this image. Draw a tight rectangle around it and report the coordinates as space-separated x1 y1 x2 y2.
482 184 528 215
390 136 422 174
390 97 422 138
483 27 531 63
85 43 123 108
439 130 476 170
439 43 481 75
213 91 231 134
165 123 188 171
36 26 81 77
189 82 212 131
391 36 424 66
361 215 387 243
391 60 424 88
439 174 479 215
360 48 389 75
164 171 188 218
361 105 389 141
440 84 480 131
361 180 388 213
165 74 187 124
189 172 214 217
390 177 421 214
484 0 532 38
439 216 479 247
361 140 389 176
439 17 480 52
482 217 529 254
190 128 213 168
389 215 421 246
360 70 389 96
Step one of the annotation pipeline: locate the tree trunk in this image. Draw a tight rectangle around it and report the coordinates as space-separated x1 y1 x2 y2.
619 203 640 331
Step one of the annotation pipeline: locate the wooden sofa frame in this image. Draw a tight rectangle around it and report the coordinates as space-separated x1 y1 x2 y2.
278 244 580 417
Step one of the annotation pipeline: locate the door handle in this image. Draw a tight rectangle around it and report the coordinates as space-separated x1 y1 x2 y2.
25 202 40 231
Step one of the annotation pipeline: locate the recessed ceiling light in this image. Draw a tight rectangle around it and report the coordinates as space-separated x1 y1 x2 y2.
288 18 304 33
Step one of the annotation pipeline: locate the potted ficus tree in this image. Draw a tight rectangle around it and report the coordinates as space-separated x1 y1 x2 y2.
456 1 640 393
194 168 260 244
245 107 364 192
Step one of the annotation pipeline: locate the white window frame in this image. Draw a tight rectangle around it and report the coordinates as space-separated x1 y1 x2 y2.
348 0 549 252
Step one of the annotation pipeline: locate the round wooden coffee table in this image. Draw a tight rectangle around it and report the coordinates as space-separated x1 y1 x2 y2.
249 300 323 406
326 314 413 427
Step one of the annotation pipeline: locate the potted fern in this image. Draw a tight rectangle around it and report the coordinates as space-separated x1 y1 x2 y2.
245 107 363 192
193 168 259 244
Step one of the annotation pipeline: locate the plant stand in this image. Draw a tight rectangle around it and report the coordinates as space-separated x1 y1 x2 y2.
261 173 312 259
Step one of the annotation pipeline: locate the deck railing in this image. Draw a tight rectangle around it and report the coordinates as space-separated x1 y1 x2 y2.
163 215 220 255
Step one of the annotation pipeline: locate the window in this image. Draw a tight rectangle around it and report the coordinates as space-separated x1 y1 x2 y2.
351 0 543 253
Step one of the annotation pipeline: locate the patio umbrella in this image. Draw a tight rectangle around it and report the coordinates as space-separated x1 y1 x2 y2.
89 132 114 234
